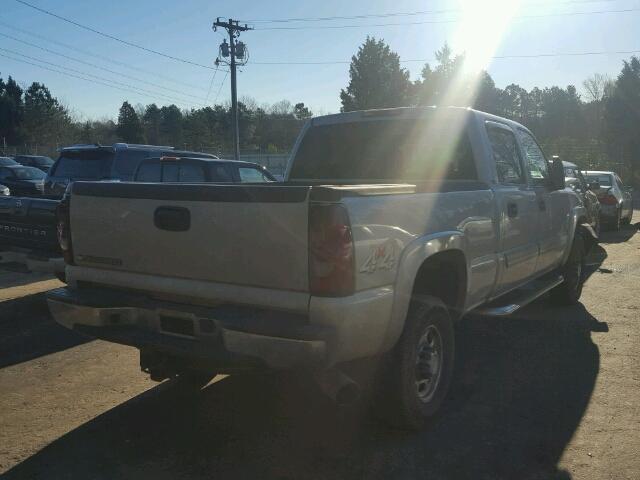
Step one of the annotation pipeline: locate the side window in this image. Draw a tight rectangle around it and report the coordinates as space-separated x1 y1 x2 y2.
135 162 161 182
179 163 206 182
238 167 269 183
518 130 549 184
486 123 524 184
162 163 179 182
0 168 11 179
210 165 233 182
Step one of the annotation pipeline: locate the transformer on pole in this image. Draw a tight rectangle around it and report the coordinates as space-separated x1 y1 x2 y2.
213 18 252 160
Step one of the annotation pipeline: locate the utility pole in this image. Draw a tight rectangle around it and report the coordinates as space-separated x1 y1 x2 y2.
213 18 252 160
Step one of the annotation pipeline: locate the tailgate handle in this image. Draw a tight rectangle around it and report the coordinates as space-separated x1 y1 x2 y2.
154 206 190 232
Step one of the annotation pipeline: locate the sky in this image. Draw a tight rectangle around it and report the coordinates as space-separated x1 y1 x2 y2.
1 0 639 120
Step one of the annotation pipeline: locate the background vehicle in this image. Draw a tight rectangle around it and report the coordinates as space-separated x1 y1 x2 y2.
133 157 276 183
44 143 218 198
563 160 601 235
48 107 590 429
0 196 63 276
584 170 633 230
0 157 19 166
0 165 46 196
1 184 9 196
13 155 54 173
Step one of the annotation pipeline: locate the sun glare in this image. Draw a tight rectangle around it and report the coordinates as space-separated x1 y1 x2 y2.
454 0 522 73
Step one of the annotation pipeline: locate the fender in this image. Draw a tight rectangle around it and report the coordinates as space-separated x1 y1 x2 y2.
380 231 467 352
560 205 588 265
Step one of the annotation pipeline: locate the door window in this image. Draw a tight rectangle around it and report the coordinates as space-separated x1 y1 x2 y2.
486 123 524 184
0 168 12 180
518 130 549 185
238 167 271 183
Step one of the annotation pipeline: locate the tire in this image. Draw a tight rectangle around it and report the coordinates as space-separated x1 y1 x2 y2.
612 208 622 231
550 234 585 305
622 209 632 225
373 295 455 430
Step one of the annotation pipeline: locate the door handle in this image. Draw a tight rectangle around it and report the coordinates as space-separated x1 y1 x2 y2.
507 202 518 218
154 206 191 232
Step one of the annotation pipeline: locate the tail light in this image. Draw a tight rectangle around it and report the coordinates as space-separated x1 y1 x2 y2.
56 193 74 265
309 204 355 297
598 193 617 205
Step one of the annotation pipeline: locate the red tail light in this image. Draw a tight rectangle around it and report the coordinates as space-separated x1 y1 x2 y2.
309 204 355 297
598 194 617 205
56 194 74 265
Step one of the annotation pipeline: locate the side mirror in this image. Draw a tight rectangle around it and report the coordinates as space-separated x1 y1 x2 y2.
550 156 565 190
588 182 600 191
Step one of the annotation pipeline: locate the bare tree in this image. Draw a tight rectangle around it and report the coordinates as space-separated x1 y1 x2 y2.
583 73 613 103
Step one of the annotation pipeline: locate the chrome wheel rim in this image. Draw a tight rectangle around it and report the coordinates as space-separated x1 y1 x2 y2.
415 325 443 403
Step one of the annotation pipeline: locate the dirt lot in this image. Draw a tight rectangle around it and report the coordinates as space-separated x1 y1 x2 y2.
1 216 639 480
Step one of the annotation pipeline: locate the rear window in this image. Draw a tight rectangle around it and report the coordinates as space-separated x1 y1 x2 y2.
289 118 477 182
585 174 612 187
52 150 113 179
135 160 207 182
112 150 153 179
237 166 272 183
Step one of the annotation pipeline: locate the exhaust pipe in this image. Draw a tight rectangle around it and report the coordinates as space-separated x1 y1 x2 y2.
315 368 361 406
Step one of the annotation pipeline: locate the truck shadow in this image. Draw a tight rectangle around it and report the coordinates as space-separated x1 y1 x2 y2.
4 300 604 480
598 221 638 244
0 292 89 369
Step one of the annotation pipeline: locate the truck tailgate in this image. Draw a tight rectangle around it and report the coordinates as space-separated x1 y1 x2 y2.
69 182 311 292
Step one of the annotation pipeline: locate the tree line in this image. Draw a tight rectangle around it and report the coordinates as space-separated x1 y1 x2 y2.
1 36 639 184
341 37 640 184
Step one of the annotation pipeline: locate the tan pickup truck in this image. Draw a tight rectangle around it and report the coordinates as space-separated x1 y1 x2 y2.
48 107 594 429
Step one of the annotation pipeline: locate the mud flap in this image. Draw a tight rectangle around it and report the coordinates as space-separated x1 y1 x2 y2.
579 223 598 255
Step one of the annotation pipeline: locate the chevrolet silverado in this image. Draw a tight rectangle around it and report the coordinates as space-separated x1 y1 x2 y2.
47 107 594 429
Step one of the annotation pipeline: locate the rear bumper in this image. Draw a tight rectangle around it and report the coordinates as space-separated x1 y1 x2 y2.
0 248 64 273
47 287 327 370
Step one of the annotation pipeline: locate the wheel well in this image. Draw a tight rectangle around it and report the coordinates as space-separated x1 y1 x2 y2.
411 250 467 319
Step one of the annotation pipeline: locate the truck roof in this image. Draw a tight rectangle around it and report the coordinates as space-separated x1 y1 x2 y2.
309 106 533 135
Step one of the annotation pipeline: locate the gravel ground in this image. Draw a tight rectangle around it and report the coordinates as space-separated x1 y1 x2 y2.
0 215 638 479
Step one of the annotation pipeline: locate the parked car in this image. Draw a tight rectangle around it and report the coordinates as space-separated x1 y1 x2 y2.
584 170 633 230
0 183 9 196
563 160 601 235
0 156 19 166
44 143 218 198
133 157 276 183
0 165 46 196
48 107 595 429
13 155 54 173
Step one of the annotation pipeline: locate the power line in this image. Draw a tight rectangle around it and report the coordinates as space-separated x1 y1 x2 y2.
254 7 640 30
0 20 209 92
248 48 640 66
13 0 217 70
0 51 205 106
204 66 219 104
0 31 219 103
213 70 229 104
0 47 209 108
241 0 618 23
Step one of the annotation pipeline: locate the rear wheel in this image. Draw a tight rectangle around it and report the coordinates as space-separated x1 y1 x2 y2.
611 208 622 231
550 234 585 305
374 295 455 430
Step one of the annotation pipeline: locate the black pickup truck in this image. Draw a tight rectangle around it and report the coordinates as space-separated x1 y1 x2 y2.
0 195 64 276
